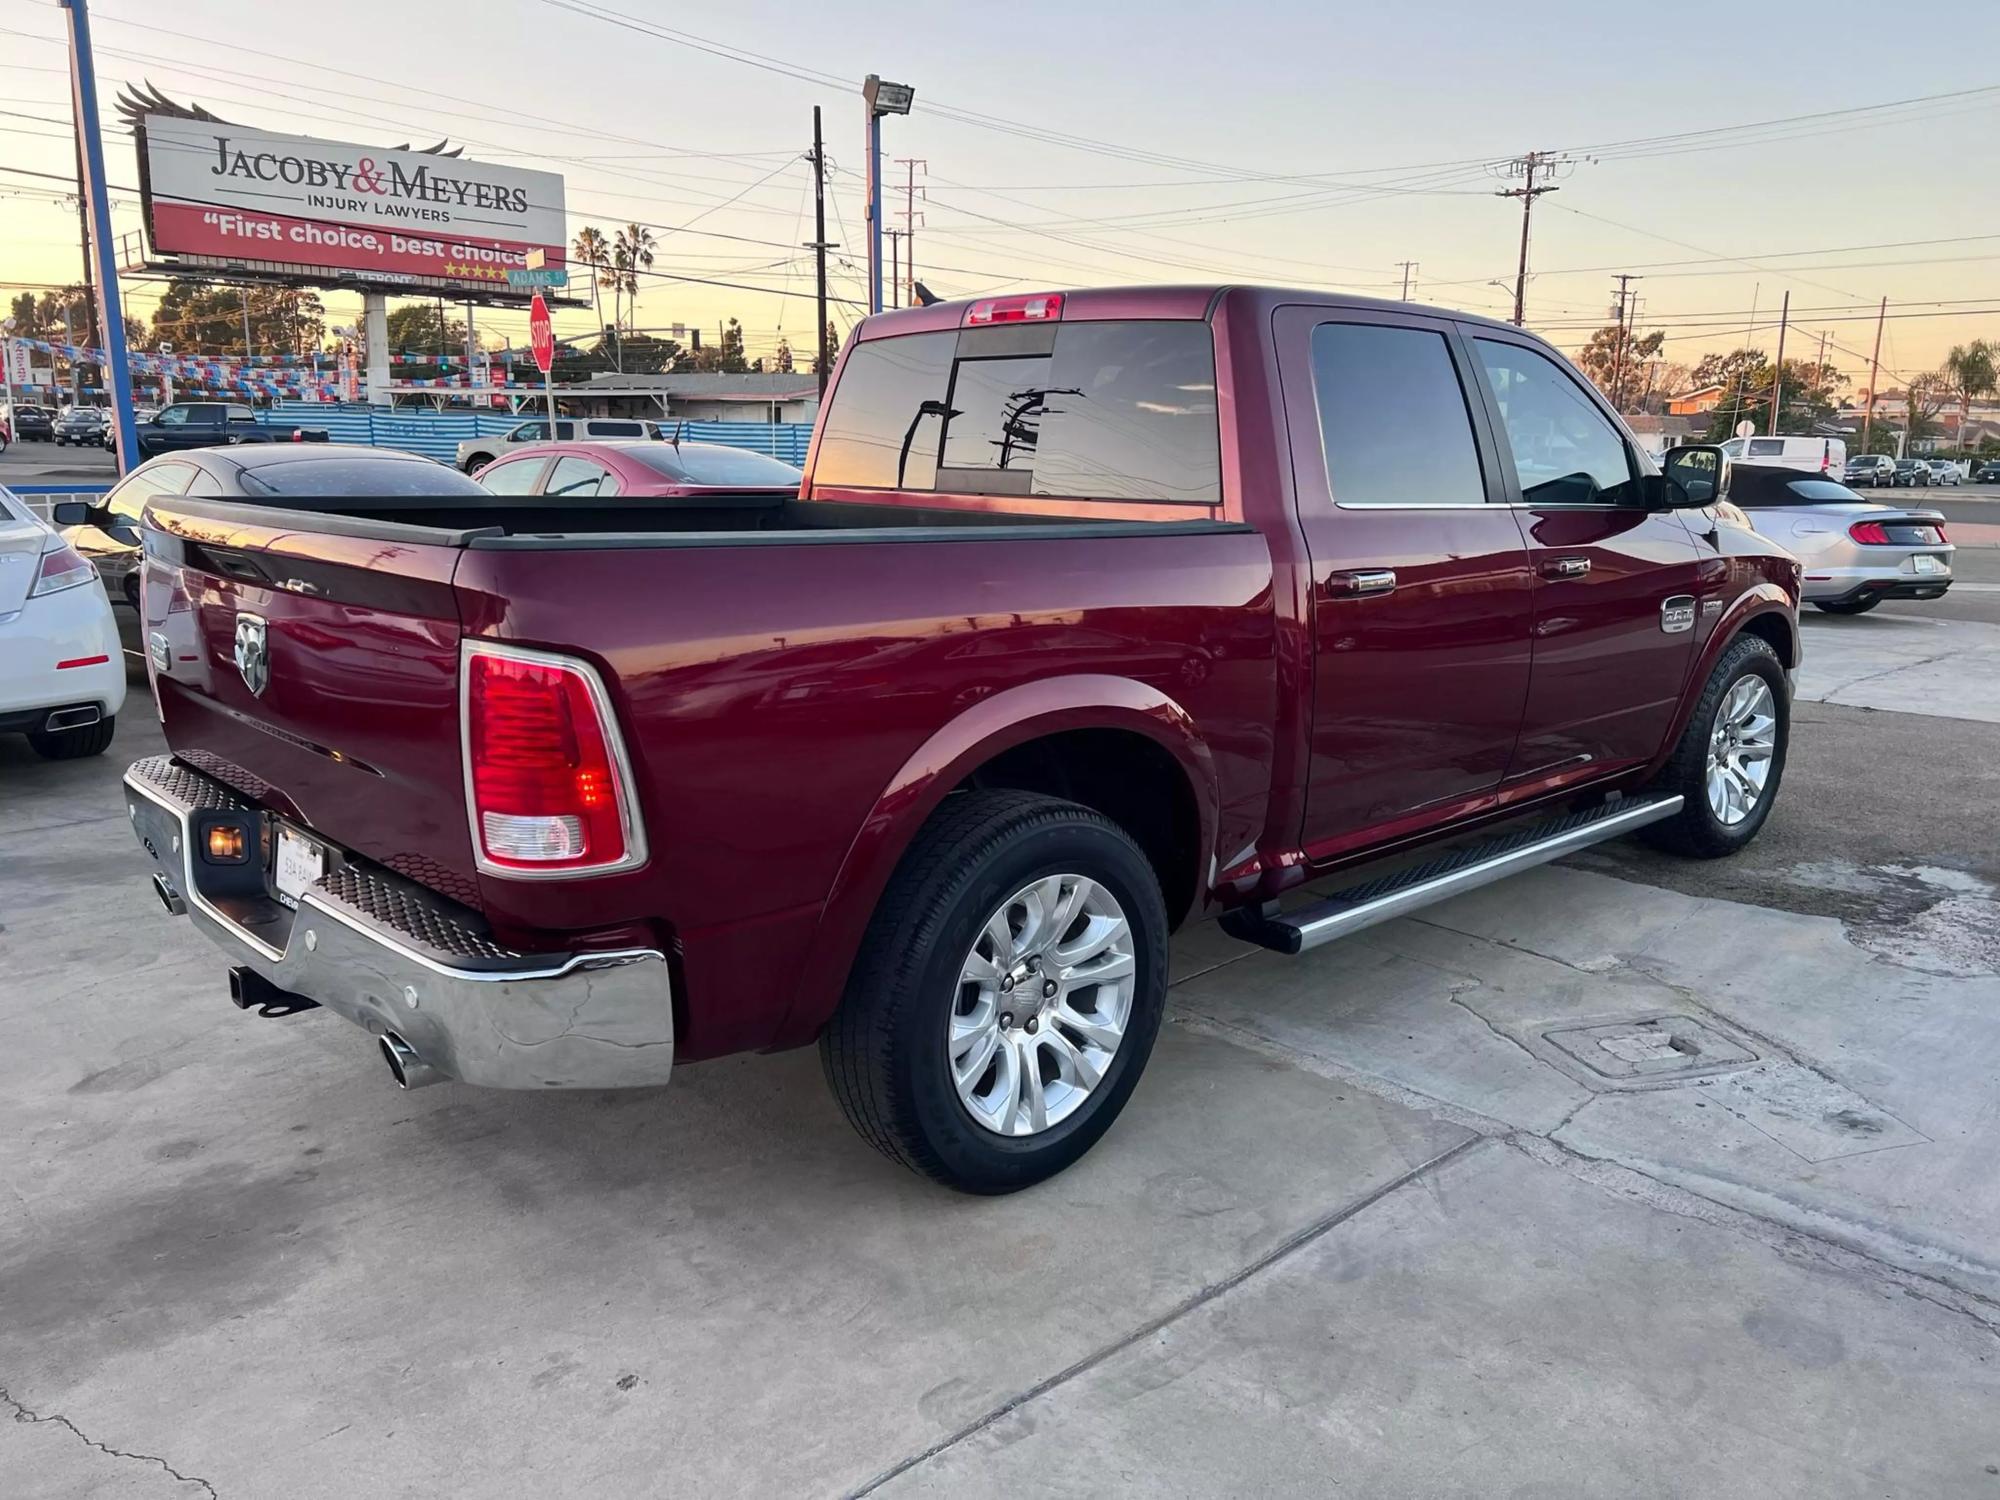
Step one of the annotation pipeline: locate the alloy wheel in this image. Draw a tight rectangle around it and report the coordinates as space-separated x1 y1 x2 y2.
949 873 1137 1137
1705 676 1777 826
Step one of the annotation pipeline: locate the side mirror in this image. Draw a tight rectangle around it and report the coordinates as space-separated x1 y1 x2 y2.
1658 445 1724 509
51 500 119 530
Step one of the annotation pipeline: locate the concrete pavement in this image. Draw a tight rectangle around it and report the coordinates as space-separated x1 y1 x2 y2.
5 613 2000 1497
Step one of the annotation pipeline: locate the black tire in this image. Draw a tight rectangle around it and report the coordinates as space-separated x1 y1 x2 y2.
27 714 117 760
821 788 1169 1194
1812 596 1882 616
1641 635 1788 858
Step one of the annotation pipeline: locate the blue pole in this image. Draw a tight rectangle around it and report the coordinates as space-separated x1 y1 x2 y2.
866 111 884 315
60 0 139 474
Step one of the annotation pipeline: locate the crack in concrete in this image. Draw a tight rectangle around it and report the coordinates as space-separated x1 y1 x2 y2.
1440 978 1545 1071
1510 1133 2000 1344
2 1384 219 1498
842 1134 1491 1498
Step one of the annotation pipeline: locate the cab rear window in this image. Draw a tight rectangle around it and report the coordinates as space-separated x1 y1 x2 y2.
813 321 1221 506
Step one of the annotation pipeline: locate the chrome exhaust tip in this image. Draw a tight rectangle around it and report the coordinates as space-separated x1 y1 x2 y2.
152 872 187 915
44 704 101 732
380 1033 445 1090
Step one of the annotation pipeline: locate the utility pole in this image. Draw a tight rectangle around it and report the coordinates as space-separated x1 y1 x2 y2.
808 105 835 397
1396 261 1418 301
1609 273 1641 413
894 157 926 309
885 229 901 310
1496 151 1563 327
1861 296 1887 454
1767 290 1790 435
70 130 96 395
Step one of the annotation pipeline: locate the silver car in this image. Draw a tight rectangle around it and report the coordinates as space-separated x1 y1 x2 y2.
1727 467 1952 616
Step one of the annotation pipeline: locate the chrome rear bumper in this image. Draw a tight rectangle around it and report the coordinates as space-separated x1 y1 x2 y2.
123 756 674 1089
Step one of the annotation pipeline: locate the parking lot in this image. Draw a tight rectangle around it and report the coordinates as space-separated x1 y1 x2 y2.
4 543 2000 1497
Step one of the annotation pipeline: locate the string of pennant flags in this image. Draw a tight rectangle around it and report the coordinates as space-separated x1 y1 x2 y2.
11 335 534 396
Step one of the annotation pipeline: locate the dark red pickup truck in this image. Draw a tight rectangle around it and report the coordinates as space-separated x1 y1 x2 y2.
122 285 1800 1191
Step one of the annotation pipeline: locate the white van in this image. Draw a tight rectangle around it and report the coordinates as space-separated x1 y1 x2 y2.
1720 434 1846 476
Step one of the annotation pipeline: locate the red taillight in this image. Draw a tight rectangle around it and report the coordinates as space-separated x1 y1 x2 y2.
30 539 95 597
1848 521 1891 545
462 643 644 876
963 293 1064 327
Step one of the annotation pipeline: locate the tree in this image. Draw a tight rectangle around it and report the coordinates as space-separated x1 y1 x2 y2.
146 279 323 356
572 226 613 349
1576 322 1665 413
1944 340 1997 453
384 302 468 357
1903 371 1952 447
813 318 840 374
772 337 794 374
612 223 657 333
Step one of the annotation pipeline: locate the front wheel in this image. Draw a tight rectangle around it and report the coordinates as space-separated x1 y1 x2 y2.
1813 596 1881 616
821 789 1169 1194
1640 635 1788 858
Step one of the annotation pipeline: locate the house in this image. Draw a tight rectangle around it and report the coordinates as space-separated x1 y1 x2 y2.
1665 385 1725 417
1624 413 1697 457
565 372 820 425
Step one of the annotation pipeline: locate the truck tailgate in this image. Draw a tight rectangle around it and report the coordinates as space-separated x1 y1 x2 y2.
145 499 484 906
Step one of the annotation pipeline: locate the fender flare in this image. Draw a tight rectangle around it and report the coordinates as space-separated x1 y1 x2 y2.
771 674 1221 1047
1647 587 1796 777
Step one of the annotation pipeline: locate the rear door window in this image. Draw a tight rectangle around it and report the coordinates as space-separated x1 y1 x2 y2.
588 421 644 438
1746 438 1787 458
814 321 1220 506
547 456 613 497
1309 323 1485 507
480 456 547 495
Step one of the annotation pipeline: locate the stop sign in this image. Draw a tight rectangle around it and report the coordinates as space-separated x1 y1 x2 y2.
529 293 554 374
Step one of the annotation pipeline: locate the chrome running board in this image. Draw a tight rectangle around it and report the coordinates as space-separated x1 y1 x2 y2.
1221 794 1684 956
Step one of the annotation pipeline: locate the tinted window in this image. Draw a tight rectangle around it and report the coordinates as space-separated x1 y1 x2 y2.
588 421 644 437
813 331 957 489
1311 323 1484 507
633 446 803 487
814 323 1220 505
547 456 612 498
1746 438 1786 458
182 467 226 497
1474 338 1640 505
480 457 546 495
510 422 575 442
238 458 486 496
936 324 1220 503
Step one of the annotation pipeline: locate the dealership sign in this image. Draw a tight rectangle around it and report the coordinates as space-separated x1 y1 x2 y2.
138 114 566 287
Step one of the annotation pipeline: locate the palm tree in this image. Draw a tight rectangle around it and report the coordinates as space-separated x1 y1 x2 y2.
571 226 611 332
1944 340 1997 454
615 222 657 333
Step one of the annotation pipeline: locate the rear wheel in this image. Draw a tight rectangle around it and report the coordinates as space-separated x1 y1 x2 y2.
821 789 1169 1194
1813 596 1881 616
27 714 116 760
1641 636 1787 858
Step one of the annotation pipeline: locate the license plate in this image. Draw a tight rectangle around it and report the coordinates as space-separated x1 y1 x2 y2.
274 826 326 908
1913 554 1945 575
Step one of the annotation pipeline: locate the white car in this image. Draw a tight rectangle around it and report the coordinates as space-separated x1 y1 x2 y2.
0 486 125 759
1719 434 1846 476
454 417 661 474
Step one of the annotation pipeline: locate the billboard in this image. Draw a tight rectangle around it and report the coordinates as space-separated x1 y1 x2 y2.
138 114 566 291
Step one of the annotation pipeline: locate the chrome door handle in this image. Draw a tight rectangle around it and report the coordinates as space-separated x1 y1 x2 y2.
1541 556 1591 579
1323 569 1397 597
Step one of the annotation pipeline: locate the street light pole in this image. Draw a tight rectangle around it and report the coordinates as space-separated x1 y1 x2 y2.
861 76 914 317
58 0 138 471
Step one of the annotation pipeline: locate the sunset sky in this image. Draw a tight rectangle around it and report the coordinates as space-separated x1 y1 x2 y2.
2 0 1995 394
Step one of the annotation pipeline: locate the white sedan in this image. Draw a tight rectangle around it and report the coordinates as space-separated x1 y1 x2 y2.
0 486 125 759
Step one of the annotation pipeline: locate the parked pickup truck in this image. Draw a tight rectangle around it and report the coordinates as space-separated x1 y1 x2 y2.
119 286 1801 1192
132 402 328 462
